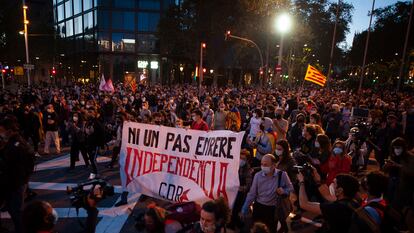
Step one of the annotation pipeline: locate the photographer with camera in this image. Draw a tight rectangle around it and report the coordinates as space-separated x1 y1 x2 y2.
67 179 114 233
345 127 368 173
297 171 360 233
0 116 35 233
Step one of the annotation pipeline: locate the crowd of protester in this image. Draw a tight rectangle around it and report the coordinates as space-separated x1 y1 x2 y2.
0 82 413 233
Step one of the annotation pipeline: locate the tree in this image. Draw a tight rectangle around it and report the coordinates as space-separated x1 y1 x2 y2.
158 0 353 85
347 1 413 87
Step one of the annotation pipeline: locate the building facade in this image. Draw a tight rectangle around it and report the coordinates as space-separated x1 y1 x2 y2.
52 0 176 84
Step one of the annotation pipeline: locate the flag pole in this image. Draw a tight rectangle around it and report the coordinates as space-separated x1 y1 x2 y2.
327 0 340 89
397 0 414 91
358 0 376 93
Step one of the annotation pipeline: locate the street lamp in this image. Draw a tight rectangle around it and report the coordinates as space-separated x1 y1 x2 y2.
274 13 292 84
22 2 31 86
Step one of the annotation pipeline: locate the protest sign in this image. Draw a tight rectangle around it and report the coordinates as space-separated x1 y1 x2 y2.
119 122 244 207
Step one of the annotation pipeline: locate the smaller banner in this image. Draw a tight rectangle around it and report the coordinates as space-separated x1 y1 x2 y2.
304 65 326 86
120 122 244 207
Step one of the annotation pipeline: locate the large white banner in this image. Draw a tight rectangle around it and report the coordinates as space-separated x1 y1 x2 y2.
119 122 244 207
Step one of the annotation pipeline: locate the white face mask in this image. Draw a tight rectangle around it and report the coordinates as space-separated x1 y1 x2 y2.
394 148 403 156
261 166 271 174
315 141 320 148
253 113 257 118
192 116 197 121
275 149 283 156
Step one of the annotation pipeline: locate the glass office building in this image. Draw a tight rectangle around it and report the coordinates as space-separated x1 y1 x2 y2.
53 0 176 83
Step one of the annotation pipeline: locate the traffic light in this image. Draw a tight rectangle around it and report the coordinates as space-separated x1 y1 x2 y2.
225 30 231 40
259 68 264 75
52 67 56 75
1 69 5 74
202 43 206 49
203 68 206 73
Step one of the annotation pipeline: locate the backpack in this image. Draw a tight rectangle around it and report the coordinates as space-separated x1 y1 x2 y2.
350 201 403 233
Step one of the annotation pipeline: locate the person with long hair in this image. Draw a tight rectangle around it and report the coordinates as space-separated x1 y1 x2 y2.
314 134 332 180
275 140 297 183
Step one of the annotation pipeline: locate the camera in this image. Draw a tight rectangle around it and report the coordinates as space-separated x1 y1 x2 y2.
66 179 114 210
294 162 314 180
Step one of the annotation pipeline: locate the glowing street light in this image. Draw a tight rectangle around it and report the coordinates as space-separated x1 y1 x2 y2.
275 13 292 34
274 13 292 83
22 3 30 86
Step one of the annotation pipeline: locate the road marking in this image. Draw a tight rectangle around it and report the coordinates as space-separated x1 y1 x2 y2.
23 146 141 233
35 154 111 171
29 181 124 194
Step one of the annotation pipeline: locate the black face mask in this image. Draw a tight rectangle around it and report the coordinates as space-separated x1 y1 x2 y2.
276 114 282 120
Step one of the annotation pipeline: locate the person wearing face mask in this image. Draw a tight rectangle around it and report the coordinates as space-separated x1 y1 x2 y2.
0 116 35 233
383 137 414 210
191 110 209 131
67 112 89 171
42 104 61 155
247 109 264 141
213 102 227 130
275 140 297 184
241 154 293 233
238 99 250 129
273 107 288 141
202 101 215 130
287 113 306 150
22 201 59 233
297 172 360 233
229 149 252 230
326 141 351 185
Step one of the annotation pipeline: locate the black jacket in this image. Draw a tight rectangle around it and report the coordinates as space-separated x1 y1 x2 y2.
43 111 59 132
0 134 34 199
85 118 105 147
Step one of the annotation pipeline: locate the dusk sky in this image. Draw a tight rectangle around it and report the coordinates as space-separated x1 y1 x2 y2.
344 0 402 48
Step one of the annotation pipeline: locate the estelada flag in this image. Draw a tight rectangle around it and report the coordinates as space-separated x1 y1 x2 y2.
304 65 326 87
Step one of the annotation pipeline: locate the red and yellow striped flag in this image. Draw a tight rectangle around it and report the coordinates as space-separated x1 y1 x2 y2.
304 65 327 86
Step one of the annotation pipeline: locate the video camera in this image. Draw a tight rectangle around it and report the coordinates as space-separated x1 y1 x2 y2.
66 179 114 210
294 162 314 180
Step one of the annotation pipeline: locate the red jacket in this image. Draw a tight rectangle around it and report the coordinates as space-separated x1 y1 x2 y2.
191 120 209 131
326 155 352 185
